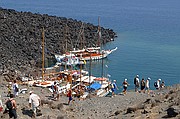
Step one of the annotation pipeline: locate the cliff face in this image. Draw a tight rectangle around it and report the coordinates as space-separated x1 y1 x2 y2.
0 8 117 79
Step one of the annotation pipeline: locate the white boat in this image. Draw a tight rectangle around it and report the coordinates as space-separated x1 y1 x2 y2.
73 47 118 61
55 52 85 66
55 47 117 62
94 77 111 97
71 17 117 61
55 17 117 63
73 17 117 61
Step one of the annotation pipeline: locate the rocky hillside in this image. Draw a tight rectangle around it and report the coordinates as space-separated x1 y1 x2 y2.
0 8 117 80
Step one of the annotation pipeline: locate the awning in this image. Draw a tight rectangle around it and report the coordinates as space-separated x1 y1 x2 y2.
89 82 101 90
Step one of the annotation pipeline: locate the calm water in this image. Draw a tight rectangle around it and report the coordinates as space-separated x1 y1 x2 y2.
1 0 180 91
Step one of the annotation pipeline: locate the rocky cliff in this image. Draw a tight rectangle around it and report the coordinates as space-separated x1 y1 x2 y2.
0 8 117 80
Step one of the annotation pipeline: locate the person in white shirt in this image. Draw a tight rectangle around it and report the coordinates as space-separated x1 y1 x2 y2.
12 80 19 97
122 79 129 95
134 75 140 92
157 79 161 90
29 91 41 117
145 77 151 94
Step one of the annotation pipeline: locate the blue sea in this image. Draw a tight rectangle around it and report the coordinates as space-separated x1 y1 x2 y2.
1 0 180 91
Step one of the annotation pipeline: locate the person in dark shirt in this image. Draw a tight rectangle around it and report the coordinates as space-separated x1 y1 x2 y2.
6 94 17 119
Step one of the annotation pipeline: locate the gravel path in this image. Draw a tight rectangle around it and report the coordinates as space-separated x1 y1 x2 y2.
0 78 180 119
68 92 150 119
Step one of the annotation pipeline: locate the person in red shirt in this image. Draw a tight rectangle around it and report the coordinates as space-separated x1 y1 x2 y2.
67 89 73 105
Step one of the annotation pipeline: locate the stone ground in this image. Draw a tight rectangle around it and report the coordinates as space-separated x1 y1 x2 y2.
0 77 180 119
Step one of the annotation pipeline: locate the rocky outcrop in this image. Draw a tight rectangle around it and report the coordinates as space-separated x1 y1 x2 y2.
120 85 180 119
0 8 117 80
167 106 180 117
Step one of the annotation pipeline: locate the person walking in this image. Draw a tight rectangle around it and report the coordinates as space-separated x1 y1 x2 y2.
154 79 161 90
51 82 56 98
140 78 146 93
6 94 17 119
111 80 119 97
7 82 12 97
0 95 3 112
134 75 140 92
51 82 60 100
122 79 129 95
29 91 41 118
67 89 73 105
145 77 151 94
12 80 19 97
160 81 165 89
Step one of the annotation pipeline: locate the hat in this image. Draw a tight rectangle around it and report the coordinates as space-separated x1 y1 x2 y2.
147 77 151 80
125 79 127 81
113 80 116 82
29 91 33 94
158 79 161 81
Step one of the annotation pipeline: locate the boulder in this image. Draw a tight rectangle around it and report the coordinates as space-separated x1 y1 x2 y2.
114 110 122 115
41 99 53 107
126 106 137 113
57 103 64 110
167 106 180 117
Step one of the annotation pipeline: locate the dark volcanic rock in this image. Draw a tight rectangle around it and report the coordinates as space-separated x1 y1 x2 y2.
114 110 122 115
167 106 180 117
0 8 117 79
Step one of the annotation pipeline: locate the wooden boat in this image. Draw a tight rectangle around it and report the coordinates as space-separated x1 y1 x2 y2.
55 17 117 62
55 46 117 61
75 17 117 61
72 47 117 61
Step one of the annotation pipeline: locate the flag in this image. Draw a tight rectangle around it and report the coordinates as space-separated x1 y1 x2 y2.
107 74 111 77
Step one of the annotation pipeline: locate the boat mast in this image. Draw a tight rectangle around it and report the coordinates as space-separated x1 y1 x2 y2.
88 51 92 97
42 27 45 81
79 22 85 50
80 57 82 86
65 24 68 53
64 21 68 70
97 16 101 47
102 53 104 77
98 17 104 78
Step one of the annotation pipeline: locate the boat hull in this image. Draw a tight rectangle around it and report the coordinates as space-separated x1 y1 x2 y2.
77 47 118 61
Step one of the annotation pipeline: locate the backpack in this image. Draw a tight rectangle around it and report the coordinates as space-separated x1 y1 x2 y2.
14 85 19 92
6 100 13 110
141 81 145 87
134 78 137 84
154 81 158 87
134 78 139 86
